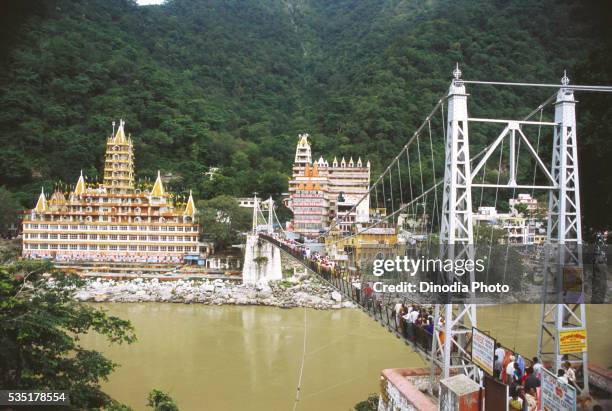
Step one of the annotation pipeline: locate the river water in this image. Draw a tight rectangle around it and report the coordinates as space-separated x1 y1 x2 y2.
83 304 610 411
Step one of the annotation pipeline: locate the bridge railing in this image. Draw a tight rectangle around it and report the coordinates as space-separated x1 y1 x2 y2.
259 233 435 357
258 233 591 390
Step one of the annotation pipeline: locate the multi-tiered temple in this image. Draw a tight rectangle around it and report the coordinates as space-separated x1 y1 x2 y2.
22 120 199 263
286 134 370 239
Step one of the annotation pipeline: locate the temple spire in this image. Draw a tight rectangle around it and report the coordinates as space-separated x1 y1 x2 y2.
184 190 196 216
114 119 126 144
103 119 134 193
294 133 312 164
74 170 85 195
35 187 47 213
151 170 165 196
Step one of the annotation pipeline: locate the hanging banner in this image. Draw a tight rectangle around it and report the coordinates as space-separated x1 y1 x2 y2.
559 329 587 355
471 327 495 376
540 367 576 411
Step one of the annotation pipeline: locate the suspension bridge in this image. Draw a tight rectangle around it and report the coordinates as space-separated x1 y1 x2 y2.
243 65 612 400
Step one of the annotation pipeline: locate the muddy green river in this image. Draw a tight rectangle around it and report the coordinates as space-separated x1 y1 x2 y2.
83 304 610 411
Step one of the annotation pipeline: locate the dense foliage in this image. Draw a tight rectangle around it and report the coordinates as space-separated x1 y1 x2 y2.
354 394 379 411
147 389 180 411
0 259 136 409
0 0 610 229
197 195 251 249
0 187 20 237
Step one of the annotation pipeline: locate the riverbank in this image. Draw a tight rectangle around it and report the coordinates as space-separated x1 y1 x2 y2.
71 277 355 309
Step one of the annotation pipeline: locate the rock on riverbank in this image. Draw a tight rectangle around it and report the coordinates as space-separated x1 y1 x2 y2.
71 277 355 309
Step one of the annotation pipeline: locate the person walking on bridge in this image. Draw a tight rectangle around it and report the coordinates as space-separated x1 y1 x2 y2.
393 302 404 331
505 355 516 384
563 361 578 390
494 343 505 379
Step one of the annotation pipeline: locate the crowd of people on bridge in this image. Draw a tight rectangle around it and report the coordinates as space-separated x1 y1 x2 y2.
392 303 438 347
264 233 443 350
494 344 540 411
263 233 342 277
262 233 586 411
494 342 582 410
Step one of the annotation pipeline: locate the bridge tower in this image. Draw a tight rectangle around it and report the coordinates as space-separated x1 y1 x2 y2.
267 196 274 234
538 72 589 393
432 65 477 380
242 195 282 285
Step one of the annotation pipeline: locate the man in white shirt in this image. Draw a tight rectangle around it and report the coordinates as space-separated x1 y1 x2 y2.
558 369 569 384
394 302 403 329
409 308 420 324
564 361 578 389
532 357 543 380
494 343 505 379
506 355 516 382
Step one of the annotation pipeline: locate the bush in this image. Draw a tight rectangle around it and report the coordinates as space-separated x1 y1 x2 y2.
354 394 379 411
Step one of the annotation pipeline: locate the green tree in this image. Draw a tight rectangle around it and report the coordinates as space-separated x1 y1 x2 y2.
147 389 179 411
0 260 136 409
512 203 530 217
474 223 506 245
197 195 251 250
0 0 609 230
0 186 20 237
354 394 379 411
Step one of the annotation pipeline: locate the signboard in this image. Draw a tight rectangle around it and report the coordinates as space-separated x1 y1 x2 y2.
540 367 576 411
562 266 583 292
471 327 495 376
559 328 587 355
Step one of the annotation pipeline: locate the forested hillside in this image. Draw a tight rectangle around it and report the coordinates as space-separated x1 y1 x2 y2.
0 0 610 229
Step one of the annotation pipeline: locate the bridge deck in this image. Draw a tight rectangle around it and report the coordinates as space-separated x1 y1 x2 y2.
259 234 612 396
259 234 435 363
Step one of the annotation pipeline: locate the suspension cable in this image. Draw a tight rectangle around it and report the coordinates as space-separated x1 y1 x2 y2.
406 148 415 219
397 161 404 208
427 119 440 245
416 134 426 228
328 143 495 246
292 307 308 411
531 109 544 197
389 171 395 227
462 80 612 92
325 96 448 235
485 138 505 275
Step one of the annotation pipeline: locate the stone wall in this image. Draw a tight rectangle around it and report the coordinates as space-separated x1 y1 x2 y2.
377 368 437 411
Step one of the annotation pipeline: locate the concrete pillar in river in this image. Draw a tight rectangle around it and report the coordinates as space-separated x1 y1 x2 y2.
242 234 282 285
